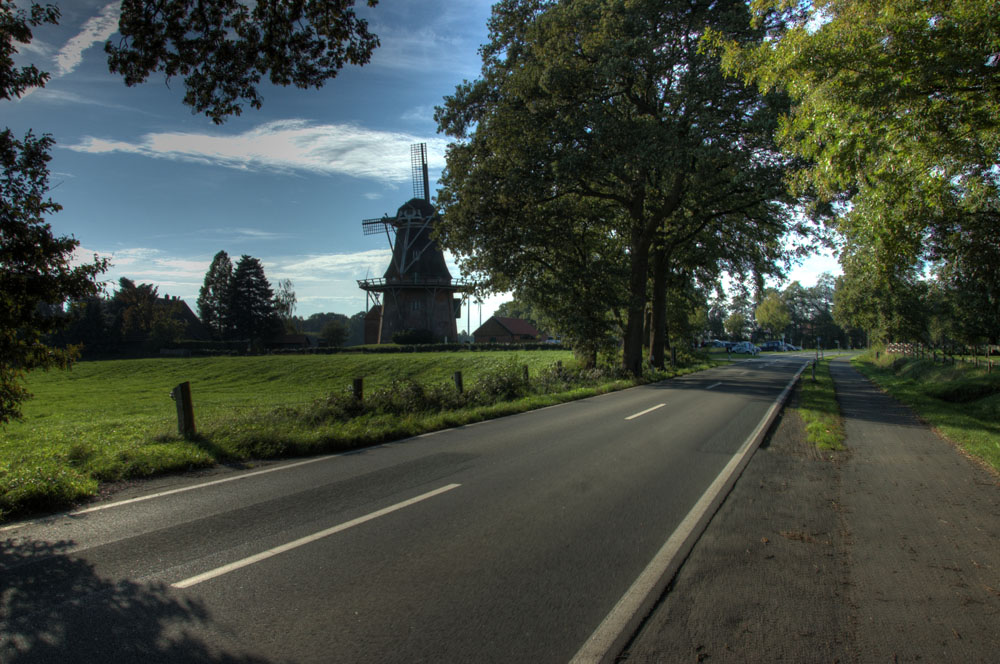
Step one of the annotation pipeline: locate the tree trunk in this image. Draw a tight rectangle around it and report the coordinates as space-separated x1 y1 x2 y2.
649 247 667 369
623 232 653 376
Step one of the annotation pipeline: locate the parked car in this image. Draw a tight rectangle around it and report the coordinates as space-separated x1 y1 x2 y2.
759 340 784 352
782 343 801 351
730 341 759 355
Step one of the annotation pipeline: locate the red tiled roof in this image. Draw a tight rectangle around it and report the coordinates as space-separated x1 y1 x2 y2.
494 317 541 337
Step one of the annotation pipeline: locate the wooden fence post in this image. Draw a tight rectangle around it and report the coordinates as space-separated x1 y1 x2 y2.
454 371 464 394
170 381 196 439
523 365 529 384
353 378 364 401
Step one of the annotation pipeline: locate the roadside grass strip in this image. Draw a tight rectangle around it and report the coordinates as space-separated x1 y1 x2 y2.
0 351 714 522
853 352 1000 474
796 359 846 451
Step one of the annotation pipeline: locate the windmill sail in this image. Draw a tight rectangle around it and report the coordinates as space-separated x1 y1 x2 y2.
362 216 393 236
411 143 429 201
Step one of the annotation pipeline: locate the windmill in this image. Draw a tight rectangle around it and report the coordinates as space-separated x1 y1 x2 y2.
357 144 472 344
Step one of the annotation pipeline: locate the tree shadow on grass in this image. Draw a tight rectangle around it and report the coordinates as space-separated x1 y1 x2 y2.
1 539 273 663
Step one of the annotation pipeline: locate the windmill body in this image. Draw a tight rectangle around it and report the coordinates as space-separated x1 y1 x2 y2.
357 145 471 344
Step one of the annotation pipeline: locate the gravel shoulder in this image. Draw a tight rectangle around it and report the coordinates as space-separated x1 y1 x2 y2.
620 357 1000 663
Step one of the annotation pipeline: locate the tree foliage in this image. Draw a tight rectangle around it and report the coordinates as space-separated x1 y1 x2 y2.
197 250 232 340
724 311 748 340
437 0 796 374
320 318 349 347
0 127 108 423
0 0 58 99
755 290 790 339
107 0 380 123
832 250 929 344
273 278 297 329
229 254 279 344
114 277 159 341
722 0 1000 343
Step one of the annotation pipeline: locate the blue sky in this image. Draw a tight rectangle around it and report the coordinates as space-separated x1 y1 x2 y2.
7 0 839 327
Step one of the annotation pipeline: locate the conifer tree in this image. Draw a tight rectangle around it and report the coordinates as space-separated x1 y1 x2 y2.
197 250 233 340
229 255 279 345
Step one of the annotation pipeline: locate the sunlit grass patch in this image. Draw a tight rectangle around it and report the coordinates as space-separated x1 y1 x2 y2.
796 359 845 451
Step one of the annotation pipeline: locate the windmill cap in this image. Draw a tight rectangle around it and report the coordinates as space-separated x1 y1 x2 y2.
396 197 436 220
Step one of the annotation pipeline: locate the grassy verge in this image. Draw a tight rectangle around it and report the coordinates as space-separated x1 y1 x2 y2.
852 352 1000 473
1 351 712 521
796 358 846 451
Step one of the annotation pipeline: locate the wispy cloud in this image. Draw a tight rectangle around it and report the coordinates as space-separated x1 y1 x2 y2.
271 249 392 282
401 105 436 124
17 37 55 59
29 88 147 113
65 120 449 182
55 2 120 77
191 227 294 242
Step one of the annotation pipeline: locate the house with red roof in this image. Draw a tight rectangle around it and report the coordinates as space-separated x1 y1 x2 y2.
473 316 546 344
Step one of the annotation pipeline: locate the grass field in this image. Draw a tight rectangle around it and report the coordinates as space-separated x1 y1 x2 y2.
852 351 1000 474
1 350 721 521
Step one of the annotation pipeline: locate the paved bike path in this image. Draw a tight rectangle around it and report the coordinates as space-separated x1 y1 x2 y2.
620 357 999 662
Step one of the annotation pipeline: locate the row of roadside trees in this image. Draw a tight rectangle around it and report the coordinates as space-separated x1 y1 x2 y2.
435 0 999 367
435 0 811 372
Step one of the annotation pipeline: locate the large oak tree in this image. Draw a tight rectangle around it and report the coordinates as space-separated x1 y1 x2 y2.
436 0 796 374
722 0 1000 343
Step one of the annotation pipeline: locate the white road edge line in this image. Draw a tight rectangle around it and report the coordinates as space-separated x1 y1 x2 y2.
624 403 666 421
172 483 462 590
705 382 722 390
571 362 809 664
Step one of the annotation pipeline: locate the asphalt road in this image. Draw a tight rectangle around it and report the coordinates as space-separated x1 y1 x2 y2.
2 354 810 663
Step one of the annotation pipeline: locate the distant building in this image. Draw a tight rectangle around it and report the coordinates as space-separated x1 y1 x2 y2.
268 334 311 350
473 316 546 344
159 296 211 341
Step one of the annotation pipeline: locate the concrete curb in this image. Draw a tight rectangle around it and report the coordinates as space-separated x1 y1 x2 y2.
571 360 810 664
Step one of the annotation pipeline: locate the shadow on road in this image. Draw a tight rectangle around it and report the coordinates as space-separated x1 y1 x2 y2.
1 539 271 663
646 356 809 402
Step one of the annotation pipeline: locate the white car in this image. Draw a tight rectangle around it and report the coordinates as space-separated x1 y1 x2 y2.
730 341 759 355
